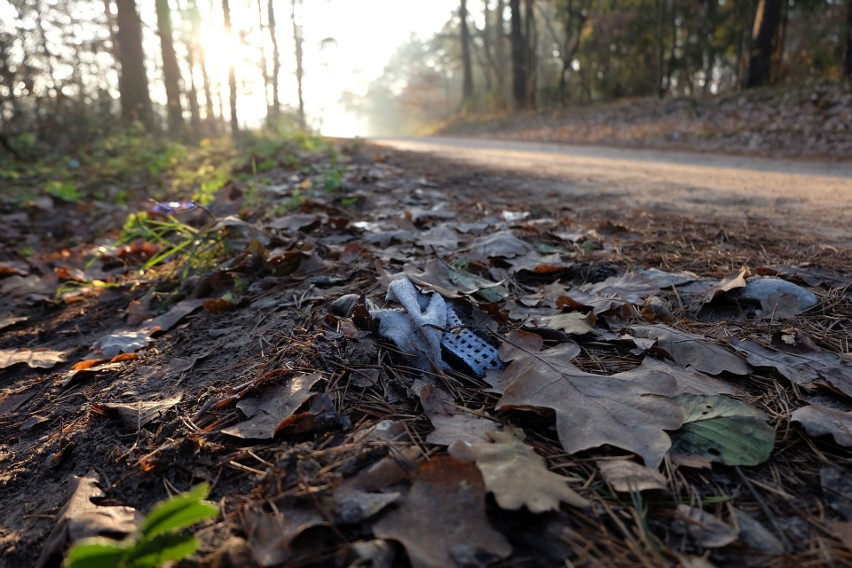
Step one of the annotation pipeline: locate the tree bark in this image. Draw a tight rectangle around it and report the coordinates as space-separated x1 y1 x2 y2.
291 0 305 129
268 0 281 117
256 0 270 114
523 0 536 108
744 0 782 89
460 0 475 106
115 0 153 129
222 0 239 132
845 0 852 78
155 0 184 133
509 0 527 109
494 0 507 104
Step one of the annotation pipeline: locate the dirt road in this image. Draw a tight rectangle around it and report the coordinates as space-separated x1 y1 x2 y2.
373 137 852 246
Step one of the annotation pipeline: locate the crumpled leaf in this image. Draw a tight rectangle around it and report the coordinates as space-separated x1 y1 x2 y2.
705 267 750 301
91 394 183 429
0 348 66 369
596 459 668 492
496 330 683 468
35 471 139 568
791 404 852 447
469 230 533 259
418 382 498 446
731 339 852 399
669 394 775 466
142 298 206 334
628 325 750 376
583 271 659 304
373 456 512 568
672 504 738 549
241 503 328 567
726 277 819 318
448 427 589 511
530 311 596 335
90 330 151 359
221 372 323 439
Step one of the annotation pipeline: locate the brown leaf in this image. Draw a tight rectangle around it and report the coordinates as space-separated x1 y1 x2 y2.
597 459 668 492
0 348 66 370
91 394 182 429
221 372 323 439
241 503 328 567
35 471 139 568
731 339 852 399
706 267 750 301
616 358 738 397
585 271 659 303
449 427 589 511
496 330 683 468
530 311 596 335
418 383 498 446
373 456 512 568
628 325 750 376
142 298 206 333
791 404 852 447
672 504 738 549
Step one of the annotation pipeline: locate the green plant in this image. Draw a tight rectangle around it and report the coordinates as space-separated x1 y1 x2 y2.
64 483 217 568
111 210 221 276
46 180 82 203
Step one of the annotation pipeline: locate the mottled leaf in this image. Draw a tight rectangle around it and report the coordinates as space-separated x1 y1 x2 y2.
791 404 852 447
449 427 589 512
670 394 775 466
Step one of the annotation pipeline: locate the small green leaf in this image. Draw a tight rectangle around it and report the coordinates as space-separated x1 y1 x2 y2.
64 538 129 568
126 533 199 568
139 484 217 540
670 394 775 466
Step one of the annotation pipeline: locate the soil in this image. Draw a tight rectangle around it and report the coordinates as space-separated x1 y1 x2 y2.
1 137 851 568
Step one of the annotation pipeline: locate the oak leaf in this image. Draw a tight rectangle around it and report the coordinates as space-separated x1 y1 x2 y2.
448 427 589 512
628 325 750 376
496 330 683 468
373 456 512 568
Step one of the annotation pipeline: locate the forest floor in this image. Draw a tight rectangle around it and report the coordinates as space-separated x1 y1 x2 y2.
437 84 852 162
0 122 851 568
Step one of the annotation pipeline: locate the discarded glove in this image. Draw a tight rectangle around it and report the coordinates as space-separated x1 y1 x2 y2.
369 277 503 377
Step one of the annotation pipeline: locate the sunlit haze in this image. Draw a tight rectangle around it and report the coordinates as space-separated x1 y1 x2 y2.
199 0 459 136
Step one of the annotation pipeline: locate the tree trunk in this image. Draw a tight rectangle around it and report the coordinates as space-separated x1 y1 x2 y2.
155 0 184 134
460 0 475 106
291 0 305 129
222 0 239 132
115 0 153 129
494 0 507 105
523 0 536 108
509 0 527 109
186 46 202 138
657 0 666 97
845 0 852 78
268 0 281 117
256 0 270 115
744 0 782 89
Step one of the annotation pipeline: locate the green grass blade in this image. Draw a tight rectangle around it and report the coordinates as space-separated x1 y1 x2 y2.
64 538 129 568
126 534 199 568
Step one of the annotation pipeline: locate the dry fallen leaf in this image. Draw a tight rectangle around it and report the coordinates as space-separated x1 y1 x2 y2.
629 325 750 376
221 372 323 439
791 404 852 448
616 357 738 397
91 394 183 429
373 456 512 568
241 502 328 567
0 348 66 370
418 382 498 446
596 459 668 492
496 330 683 468
449 427 589 512
732 339 852 399
672 504 738 549
35 471 139 568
